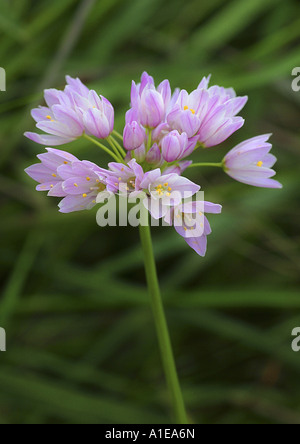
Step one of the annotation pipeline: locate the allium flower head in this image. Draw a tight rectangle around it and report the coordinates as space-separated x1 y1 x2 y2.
224 135 282 189
24 71 282 257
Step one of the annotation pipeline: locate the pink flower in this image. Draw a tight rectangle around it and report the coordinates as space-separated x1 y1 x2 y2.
25 147 110 213
161 131 197 162
25 76 114 146
224 135 282 188
165 201 222 256
106 159 145 194
25 148 79 196
130 72 171 128
140 170 200 219
166 76 248 147
58 161 109 213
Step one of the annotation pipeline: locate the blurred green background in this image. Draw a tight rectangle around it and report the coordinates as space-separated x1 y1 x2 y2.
0 0 300 425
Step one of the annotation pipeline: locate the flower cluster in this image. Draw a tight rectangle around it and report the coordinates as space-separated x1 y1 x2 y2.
25 73 282 256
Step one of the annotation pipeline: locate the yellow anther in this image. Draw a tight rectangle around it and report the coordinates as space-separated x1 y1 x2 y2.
52 173 57 177
74 183 78 187
50 185 54 188
257 161 263 167
164 183 169 187
96 179 100 183
82 194 87 198
118 177 122 181
184 106 195 114
168 187 172 192
46 115 52 120
184 227 187 231
64 161 68 165
86 177 91 181
92 200 96 204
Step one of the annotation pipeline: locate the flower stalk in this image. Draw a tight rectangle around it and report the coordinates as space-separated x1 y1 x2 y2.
83 134 122 163
188 162 223 169
139 222 188 424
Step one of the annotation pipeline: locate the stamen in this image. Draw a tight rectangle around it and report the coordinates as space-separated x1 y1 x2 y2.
184 106 189 111
86 177 91 181
82 194 87 198
52 173 57 177
64 161 68 165
257 161 263 167
46 115 52 120
74 183 78 187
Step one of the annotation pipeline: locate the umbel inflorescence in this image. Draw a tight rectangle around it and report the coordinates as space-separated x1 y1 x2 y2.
25 72 282 257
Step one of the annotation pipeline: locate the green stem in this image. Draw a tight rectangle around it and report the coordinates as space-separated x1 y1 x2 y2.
189 162 223 169
109 135 126 158
106 137 124 161
112 130 124 142
83 134 122 163
139 223 188 424
147 129 152 152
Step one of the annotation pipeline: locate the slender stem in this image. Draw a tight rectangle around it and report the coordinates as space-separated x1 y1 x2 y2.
188 162 223 169
83 134 122 163
106 137 124 161
139 223 188 424
112 129 124 142
109 135 127 158
147 129 152 152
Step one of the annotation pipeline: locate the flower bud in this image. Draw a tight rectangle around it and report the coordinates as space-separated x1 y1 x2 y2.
123 121 146 151
161 131 188 162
